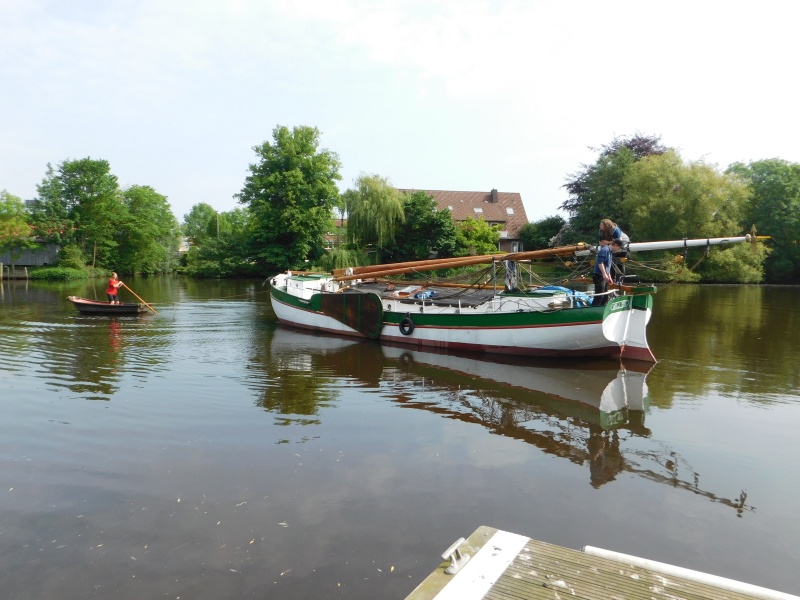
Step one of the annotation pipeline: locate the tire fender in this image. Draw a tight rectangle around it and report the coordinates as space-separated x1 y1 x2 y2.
399 317 415 335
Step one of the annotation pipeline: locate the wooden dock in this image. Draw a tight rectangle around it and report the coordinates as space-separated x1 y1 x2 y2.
405 525 799 600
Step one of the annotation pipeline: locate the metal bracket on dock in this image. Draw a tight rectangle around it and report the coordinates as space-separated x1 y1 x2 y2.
442 537 470 575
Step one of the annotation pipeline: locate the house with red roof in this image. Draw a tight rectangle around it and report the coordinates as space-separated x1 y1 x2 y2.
400 188 529 253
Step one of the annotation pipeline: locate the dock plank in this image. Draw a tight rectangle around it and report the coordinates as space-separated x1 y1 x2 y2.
487 537 759 600
405 526 799 600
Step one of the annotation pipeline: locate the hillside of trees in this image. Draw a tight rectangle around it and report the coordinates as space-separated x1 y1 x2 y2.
2 128 798 284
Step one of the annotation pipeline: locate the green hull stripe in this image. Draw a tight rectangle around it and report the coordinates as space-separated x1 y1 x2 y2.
270 286 639 329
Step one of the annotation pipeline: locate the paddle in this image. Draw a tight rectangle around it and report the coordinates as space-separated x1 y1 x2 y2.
120 283 158 314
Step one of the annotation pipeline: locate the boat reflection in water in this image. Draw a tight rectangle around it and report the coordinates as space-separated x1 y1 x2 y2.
266 327 752 514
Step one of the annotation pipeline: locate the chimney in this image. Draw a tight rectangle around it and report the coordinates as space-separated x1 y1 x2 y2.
490 188 498 203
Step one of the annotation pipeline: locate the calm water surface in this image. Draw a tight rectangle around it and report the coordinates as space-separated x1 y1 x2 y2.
1 278 799 599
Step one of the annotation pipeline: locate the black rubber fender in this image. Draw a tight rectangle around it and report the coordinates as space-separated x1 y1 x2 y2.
399 317 415 335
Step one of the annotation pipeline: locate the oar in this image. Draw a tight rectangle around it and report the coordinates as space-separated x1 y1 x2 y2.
121 283 158 314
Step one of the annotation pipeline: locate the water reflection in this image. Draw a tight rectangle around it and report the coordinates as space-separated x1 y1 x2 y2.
648 285 800 404
108 318 122 353
265 327 754 515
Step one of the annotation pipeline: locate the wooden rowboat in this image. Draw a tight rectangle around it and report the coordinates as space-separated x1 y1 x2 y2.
67 296 147 315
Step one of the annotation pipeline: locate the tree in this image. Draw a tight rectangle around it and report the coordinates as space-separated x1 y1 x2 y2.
518 215 566 250
381 191 457 263
236 125 342 273
29 163 73 244
184 207 256 277
727 159 800 283
341 174 405 251
29 158 125 268
183 203 218 246
115 186 180 273
454 216 500 256
622 151 748 240
0 190 35 267
561 134 667 243
622 151 761 282
60 158 125 267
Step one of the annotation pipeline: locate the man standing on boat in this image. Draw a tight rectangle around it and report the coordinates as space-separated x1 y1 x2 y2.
592 243 614 306
599 219 629 281
107 272 124 304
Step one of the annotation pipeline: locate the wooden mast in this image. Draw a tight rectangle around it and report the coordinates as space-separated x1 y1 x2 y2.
333 244 590 282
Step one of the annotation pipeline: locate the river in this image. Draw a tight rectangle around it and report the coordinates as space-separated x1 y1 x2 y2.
1 277 798 599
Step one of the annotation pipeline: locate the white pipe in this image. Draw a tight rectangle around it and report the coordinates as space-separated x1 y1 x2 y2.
582 546 799 600
575 235 750 256
628 236 749 252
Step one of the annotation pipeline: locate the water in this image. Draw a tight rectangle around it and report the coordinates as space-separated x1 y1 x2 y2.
1 278 799 599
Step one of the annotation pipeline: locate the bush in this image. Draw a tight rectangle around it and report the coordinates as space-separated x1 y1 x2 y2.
29 267 89 281
315 248 370 271
58 245 86 270
699 244 766 283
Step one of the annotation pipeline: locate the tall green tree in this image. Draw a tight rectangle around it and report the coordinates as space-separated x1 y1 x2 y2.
116 186 180 274
560 134 667 243
183 202 218 246
454 216 500 256
518 215 566 250
60 158 125 267
30 158 125 267
727 159 800 283
622 151 763 282
341 174 405 251
622 151 748 240
381 191 457 263
237 125 342 273
0 190 35 266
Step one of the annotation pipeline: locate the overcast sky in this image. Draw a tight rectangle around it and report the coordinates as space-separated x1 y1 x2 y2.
2 0 798 224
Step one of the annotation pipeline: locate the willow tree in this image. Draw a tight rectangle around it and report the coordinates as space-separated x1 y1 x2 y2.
341 174 405 255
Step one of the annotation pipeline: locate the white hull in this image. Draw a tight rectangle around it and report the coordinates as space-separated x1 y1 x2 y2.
270 274 655 361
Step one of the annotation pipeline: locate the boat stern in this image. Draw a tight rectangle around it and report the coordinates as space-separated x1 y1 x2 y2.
602 293 656 363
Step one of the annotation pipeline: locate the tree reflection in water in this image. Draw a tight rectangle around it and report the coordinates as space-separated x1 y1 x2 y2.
258 327 755 517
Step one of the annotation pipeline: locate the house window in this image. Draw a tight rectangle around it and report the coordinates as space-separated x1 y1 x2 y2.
506 207 514 215
473 207 483 214
512 242 523 252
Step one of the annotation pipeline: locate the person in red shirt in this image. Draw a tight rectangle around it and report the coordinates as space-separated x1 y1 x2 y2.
107 272 124 304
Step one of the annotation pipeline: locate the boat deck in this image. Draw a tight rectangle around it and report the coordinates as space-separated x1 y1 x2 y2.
405 525 798 600
343 281 572 309
346 281 497 305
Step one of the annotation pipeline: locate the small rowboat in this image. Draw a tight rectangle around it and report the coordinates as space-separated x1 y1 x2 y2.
67 296 148 315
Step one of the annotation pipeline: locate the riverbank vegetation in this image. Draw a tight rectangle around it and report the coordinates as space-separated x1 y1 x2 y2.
2 128 798 284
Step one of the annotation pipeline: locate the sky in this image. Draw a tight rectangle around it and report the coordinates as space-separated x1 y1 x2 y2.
2 0 798 224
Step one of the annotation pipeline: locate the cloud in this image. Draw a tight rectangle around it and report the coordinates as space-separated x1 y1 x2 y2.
2 0 799 221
